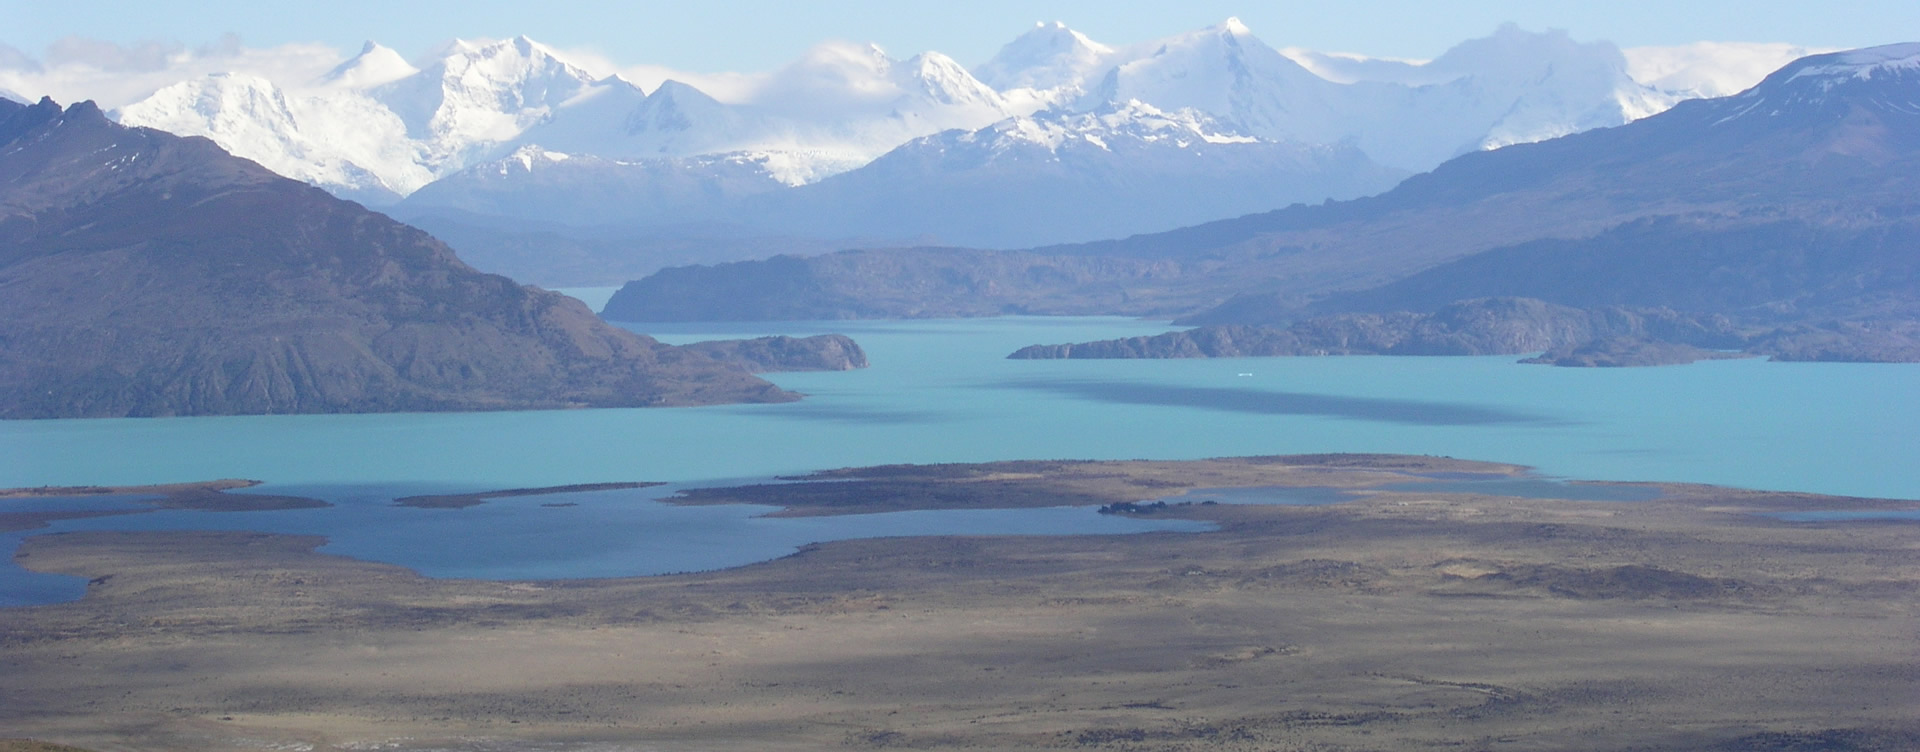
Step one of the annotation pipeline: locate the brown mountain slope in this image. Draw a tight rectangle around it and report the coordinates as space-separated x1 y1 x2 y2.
0 98 794 418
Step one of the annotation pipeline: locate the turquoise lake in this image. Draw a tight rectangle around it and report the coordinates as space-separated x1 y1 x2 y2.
3 314 1917 605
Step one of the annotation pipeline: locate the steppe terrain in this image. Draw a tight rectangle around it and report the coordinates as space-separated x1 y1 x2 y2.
3 455 1916 751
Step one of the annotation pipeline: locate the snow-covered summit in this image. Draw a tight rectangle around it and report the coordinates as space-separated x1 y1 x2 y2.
96 22 1846 210
318 41 418 90
113 35 607 202
958 100 1255 157
1787 42 1920 82
900 51 1006 110
115 72 428 203
1080 18 1345 145
505 74 651 154
750 40 1009 122
974 21 1115 99
1421 24 1674 147
1706 42 1920 126
371 35 598 165
1059 21 1674 171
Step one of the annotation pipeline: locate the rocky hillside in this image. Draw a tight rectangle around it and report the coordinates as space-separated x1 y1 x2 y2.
0 98 795 418
601 249 1191 322
679 335 869 373
1009 297 1918 366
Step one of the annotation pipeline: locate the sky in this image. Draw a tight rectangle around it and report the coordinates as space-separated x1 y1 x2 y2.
5 0 1917 75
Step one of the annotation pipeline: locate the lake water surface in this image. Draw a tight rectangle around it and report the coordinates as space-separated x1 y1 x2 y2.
4 315 1916 605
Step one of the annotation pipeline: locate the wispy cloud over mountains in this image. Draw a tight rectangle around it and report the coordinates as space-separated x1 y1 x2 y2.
0 21 1848 259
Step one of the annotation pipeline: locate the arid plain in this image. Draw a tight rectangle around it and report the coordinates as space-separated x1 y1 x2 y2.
3 455 1917 751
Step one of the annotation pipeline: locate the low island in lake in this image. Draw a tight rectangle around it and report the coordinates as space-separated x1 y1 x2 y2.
3 454 1915 752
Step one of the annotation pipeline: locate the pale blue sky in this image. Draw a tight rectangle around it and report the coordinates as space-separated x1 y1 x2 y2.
6 0 1916 70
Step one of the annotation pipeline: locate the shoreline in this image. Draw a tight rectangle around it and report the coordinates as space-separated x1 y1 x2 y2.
393 481 667 509
0 479 329 533
3 453 1917 751
0 478 265 499
7 453 1916 538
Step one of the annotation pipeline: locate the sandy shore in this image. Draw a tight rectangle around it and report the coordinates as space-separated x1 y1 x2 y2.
2 455 1916 751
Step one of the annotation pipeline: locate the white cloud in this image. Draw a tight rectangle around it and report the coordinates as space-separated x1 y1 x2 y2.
0 36 344 109
0 42 41 73
1279 47 1433 85
43 35 187 72
548 43 767 102
615 64 768 102
1624 42 1838 98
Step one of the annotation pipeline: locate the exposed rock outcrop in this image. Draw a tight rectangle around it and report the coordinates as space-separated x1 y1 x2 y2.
680 335 870 373
601 249 1186 322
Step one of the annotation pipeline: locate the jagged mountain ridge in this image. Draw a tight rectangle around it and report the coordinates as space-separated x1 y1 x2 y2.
731 101 1408 248
81 21 1819 285
111 21 1702 203
0 97 795 418
405 101 1409 252
610 42 1920 362
113 34 1025 200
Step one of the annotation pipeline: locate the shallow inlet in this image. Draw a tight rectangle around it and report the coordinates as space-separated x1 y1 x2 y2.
1 481 1210 607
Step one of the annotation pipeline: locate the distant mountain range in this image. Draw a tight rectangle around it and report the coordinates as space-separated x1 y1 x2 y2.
608 44 1920 365
7 21 1811 284
0 97 851 418
100 22 1698 198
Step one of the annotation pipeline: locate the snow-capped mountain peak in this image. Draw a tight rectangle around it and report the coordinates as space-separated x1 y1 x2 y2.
370 35 599 164
114 72 429 203
1080 17 1341 145
974 21 1114 93
1416 24 1675 148
96 22 1852 219
899 51 1006 109
317 41 418 90
628 79 733 134
1425 24 1623 82
1787 42 1920 83
959 100 1257 155
1712 42 1920 126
